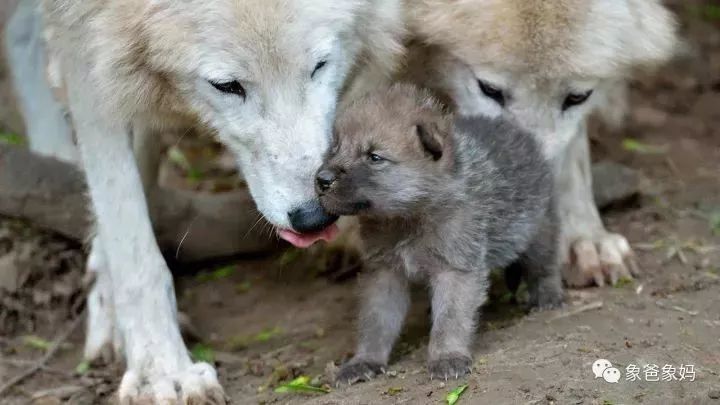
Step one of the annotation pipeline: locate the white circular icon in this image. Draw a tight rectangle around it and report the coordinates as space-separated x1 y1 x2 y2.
602 367 621 383
592 359 613 378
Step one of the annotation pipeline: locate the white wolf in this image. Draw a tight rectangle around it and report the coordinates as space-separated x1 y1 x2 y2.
24 0 404 402
405 0 679 287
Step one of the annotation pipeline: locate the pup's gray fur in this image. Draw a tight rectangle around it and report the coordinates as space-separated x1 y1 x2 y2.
316 84 564 384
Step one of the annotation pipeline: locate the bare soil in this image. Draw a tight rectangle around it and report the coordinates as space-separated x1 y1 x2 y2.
1 1 720 404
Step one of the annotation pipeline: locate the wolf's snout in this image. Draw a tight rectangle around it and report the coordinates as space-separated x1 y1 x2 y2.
288 200 338 234
316 169 337 192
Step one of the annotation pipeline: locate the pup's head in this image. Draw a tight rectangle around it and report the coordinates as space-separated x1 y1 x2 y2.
82 0 405 246
408 0 679 158
316 84 453 218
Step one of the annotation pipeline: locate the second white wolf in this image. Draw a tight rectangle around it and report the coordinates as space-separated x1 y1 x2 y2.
403 0 679 287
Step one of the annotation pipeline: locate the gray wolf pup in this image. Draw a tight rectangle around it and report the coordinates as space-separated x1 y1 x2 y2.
316 84 564 384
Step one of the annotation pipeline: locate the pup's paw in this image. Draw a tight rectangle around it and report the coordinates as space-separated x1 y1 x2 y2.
564 233 639 288
528 279 566 312
118 362 226 405
335 360 385 386
528 296 566 312
428 355 472 381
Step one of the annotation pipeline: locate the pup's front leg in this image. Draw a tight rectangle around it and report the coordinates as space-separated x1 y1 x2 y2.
336 265 410 386
521 212 565 311
67 71 225 404
556 128 638 287
428 269 487 380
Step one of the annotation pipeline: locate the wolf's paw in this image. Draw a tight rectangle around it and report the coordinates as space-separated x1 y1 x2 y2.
335 360 385 386
118 362 226 405
564 233 639 288
428 355 472 381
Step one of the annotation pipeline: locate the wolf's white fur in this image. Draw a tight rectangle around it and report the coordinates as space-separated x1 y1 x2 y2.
406 0 678 286
34 0 404 402
4 0 77 164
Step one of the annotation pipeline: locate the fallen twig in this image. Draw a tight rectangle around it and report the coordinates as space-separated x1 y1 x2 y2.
0 359 75 377
0 308 86 398
31 385 85 401
546 301 604 322
655 300 699 316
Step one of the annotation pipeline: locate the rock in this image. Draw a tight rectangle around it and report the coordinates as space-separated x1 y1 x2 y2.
0 247 31 293
592 161 641 209
0 253 21 292
0 145 280 262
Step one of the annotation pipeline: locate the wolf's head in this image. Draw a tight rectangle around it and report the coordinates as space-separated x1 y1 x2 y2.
407 0 679 158
317 84 453 218
129 0 404 245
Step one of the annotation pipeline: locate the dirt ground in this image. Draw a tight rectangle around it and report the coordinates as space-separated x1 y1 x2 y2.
1 1 720 405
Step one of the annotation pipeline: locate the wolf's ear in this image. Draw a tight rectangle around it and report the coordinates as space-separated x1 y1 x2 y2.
619 0 680 70
415 124 443 161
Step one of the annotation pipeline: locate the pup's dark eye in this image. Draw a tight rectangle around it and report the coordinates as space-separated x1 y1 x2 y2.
368 153 385 163
311 60 327 79
210 80 246 99
478 80 505 107
562 90 593 111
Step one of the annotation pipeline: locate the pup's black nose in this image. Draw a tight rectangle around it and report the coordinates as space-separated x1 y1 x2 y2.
316 169 337 192
288 200 338 234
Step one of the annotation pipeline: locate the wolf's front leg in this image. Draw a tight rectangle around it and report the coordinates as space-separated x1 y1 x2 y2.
428 269 487 380
556 129 638 287
83 236 123 364
336 266 410 386
67 73 225 404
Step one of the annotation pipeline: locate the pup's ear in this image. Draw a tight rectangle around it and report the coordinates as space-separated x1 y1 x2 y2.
415 123 443 161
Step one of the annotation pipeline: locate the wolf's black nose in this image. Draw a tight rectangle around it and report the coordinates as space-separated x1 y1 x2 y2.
288 200 338 234
316 169 337 192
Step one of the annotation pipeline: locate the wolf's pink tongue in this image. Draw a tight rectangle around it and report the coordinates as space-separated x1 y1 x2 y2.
278 224 340 248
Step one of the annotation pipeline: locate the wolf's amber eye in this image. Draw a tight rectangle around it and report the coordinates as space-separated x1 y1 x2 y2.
210 80 246 100
368 153 385 163
562 90 594 111
311 60 328 79
478 80 505 107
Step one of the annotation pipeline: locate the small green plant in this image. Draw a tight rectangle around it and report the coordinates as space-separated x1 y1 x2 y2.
23 335 51 351
190 343 215 363
0 132 24 145
274 376 330 394
710 211 720 236
446 384 468 405
75 360 91 375
614 277 634 288
197 265 236 282
622 138 667 155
